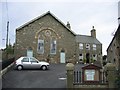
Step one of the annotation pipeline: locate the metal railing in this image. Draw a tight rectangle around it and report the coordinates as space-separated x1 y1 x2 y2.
73 71 108 85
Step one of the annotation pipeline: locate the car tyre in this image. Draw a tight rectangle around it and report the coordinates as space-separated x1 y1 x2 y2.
41 65 47 70
17 65 23 70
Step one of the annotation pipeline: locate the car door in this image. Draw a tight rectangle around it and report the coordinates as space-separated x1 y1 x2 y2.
30 57 41 69
21 57 31 69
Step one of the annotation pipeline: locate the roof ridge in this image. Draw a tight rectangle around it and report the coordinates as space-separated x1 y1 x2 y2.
16 11 50 30
76 34 92 37
16 11 76 35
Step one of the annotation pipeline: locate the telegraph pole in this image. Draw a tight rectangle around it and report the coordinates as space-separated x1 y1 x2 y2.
6 21 9 48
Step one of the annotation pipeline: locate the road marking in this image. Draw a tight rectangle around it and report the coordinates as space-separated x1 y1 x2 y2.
58 77 66 80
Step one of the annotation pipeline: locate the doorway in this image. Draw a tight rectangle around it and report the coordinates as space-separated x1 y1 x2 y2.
60 50 65 63
27 47 33 57
86 53 90 63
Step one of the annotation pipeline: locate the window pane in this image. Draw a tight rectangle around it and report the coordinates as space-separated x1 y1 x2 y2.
79 54 83 61
38 39 44 54
79 43 83 49
22 58 29 62
50 40 56 54
93 44 96 50
93 54 97 61
86 44 90 50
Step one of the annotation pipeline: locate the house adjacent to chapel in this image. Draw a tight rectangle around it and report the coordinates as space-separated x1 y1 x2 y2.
15 11 102 63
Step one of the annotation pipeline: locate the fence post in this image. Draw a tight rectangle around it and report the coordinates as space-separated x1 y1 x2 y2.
104 63 116 88
66 63 74 88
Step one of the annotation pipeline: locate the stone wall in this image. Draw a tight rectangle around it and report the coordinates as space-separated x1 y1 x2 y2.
15 13 76 63
107 25 120 69
74 84 108 88
66 63 118 89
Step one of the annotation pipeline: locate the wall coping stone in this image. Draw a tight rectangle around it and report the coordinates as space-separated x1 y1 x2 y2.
66 63 74 70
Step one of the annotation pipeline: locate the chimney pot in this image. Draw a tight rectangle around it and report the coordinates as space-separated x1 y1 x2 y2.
91 26 96 38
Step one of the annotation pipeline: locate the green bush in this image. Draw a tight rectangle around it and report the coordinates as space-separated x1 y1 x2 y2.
83 58 86 63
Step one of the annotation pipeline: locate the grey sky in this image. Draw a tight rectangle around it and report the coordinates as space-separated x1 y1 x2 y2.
1 0 120 55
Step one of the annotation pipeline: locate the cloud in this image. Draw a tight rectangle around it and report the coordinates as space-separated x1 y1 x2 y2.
1 0 120 3
1 1 119 55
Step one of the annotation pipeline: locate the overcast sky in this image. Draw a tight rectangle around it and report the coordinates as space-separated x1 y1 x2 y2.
1 0 120 55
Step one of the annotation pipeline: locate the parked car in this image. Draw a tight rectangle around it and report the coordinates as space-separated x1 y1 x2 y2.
14 57 49 70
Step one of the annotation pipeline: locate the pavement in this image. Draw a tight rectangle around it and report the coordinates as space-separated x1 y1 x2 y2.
2 64 66 88
2 63 85 88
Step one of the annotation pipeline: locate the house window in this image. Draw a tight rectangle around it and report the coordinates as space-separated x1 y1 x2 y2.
79 54 83 61
93 44 96 50
37 39 44 54
79 43 83 49
86 44 90 50
50 40 56 54
93 54 97 61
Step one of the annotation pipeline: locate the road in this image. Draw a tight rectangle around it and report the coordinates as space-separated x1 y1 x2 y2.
2 63 85 88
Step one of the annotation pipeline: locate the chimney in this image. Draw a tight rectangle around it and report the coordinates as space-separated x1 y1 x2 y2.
91 26 96 38
66 21 71 29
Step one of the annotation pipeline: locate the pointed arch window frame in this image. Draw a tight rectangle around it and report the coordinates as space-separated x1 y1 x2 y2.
50 39 57 54
37 39 44 54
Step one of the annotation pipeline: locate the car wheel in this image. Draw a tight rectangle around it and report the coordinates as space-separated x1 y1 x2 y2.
17 65 23 70
41 65 47 70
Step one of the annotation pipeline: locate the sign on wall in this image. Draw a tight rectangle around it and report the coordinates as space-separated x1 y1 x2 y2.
85 70 95 81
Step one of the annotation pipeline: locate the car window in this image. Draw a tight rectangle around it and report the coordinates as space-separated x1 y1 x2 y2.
22 58 29 62
30 58 38 62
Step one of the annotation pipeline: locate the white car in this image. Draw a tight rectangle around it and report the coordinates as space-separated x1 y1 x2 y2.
14 57 49 70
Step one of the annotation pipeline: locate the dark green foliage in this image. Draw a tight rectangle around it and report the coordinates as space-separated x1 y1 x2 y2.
5 44 14 54
2 57 15 69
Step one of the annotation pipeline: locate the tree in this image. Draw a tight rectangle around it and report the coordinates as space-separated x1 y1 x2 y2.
5 44 14 54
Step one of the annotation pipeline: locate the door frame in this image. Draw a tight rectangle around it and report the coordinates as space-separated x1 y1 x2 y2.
27 47 33 57
60 51 65 63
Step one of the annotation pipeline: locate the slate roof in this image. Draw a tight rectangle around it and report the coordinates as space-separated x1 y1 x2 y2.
82 63 102 69
82 60 102 69
16 11 76 36
76 35 102 44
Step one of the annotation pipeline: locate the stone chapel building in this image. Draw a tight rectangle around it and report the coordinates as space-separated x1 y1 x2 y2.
107 25 120 69
15 11 102 63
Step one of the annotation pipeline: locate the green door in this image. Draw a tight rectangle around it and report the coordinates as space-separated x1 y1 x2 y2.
60 52 65 63
27 50 33 57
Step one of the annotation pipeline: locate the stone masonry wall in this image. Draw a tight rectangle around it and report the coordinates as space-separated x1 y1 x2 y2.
15 14 76 63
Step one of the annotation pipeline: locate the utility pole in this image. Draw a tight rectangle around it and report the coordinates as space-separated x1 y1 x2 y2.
6 21 9 48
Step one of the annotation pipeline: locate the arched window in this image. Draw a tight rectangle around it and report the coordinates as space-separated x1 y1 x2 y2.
37 36 44 54
50 39 57 54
